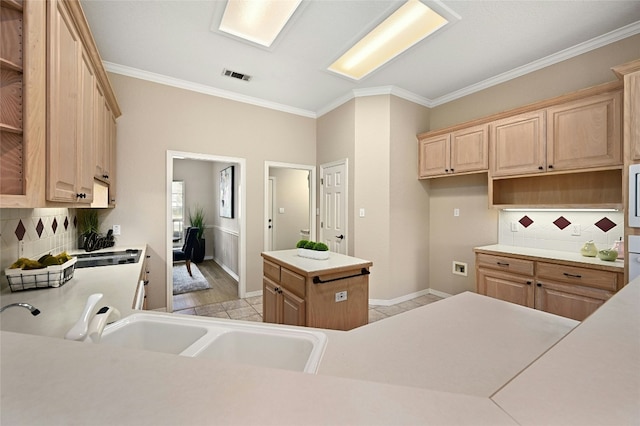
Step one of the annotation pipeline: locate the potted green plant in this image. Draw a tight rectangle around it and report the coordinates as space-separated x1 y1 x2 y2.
77 209 99 250
189 205 206 263
296 239 330 260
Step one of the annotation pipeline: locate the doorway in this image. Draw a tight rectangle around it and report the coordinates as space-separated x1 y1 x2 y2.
166 151 247 313
264 161 316 251
320 159 348 254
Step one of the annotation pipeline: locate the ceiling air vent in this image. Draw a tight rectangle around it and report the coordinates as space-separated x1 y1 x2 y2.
222 68 252 82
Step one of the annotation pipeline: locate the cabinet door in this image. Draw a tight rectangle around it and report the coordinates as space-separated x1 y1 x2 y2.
281 287 305 326
491 111 546 177
535 280 611 321
418 134 450 177
450 125 488 174
477 268 535 308
77 49 94 202
108 110 117 205
262 277 281 324
47 0 81 202
94 84 107 180
546 91 621 171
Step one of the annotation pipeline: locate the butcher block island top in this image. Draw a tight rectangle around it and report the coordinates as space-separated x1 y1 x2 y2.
261 250 372 331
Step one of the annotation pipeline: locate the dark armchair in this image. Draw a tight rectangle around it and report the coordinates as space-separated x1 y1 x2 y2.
173 227 199 277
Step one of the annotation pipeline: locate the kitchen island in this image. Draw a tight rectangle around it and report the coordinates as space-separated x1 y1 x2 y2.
1 249 638 424
262 249 372 330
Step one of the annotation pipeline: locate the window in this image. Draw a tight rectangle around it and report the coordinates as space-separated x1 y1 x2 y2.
172 181 185 247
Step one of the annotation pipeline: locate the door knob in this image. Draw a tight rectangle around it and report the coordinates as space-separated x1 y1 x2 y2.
336 234 344 240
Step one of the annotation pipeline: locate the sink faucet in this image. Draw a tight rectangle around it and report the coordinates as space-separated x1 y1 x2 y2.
65 293 120 343
0 302 41 316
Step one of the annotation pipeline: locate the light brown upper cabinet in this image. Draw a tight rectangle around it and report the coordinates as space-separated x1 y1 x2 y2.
418 124 488 178
546 91 622 171
1 0 120 208
491 90 622 178
47 0 94 203
491 111 545 177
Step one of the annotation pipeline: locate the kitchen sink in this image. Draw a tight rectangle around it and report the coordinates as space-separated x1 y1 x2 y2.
99 313 327 373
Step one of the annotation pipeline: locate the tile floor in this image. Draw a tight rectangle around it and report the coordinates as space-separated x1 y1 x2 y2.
174 292 443 324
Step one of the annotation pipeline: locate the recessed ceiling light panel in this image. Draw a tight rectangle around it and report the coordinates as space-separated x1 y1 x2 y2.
329 0 449 80
219 0 302 47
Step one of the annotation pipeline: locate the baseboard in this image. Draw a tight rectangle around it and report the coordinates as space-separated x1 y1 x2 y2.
212 256 240 281
244 289 262 299
369 288 452 306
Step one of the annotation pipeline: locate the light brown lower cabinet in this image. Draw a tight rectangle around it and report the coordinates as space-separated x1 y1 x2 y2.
262 255 371 331
476 252 623 321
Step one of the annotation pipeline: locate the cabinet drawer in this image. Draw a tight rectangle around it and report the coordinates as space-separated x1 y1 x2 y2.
536 262 618 292
263 259 280 282
281 267 306 298
476 253 534 276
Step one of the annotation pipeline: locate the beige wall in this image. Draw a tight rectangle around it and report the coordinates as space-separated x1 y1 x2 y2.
354 95 392 298
389 96 431 299
101 74 315 309
316 100 356 254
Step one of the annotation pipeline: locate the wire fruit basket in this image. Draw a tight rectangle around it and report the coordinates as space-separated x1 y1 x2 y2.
4 257 77 292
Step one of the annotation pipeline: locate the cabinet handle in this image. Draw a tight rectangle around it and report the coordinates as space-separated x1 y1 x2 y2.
76 193 86 199
496 262 509 267
563 272 582 279
538 166 544 170
445 169 449 172
536 282 542 287
146 255 151 259
103 174 109 179
143 280 149 285
450 168 454 172
526 281 532 285
548 165 553 169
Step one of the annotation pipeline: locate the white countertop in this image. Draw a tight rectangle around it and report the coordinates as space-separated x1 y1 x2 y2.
318 291 577 397
0 246 146 338
493 277 640 425
262 249 372 274
1 247 638 424
475 244 624 271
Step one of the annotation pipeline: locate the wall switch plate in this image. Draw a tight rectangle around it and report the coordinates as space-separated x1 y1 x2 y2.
571 224 581 236
279 207 285 214
112 225 121 235
335 291 347 302
510 222 518 232
453 208 460 217
359 208 365 218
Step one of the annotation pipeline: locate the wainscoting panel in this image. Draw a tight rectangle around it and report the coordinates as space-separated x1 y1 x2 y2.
212 225 239 280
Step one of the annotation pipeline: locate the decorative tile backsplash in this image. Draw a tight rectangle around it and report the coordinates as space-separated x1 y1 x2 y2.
499 210 624 253
0 208 79 272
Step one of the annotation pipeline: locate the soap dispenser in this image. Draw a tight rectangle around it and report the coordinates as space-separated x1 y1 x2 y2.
611 237 624 260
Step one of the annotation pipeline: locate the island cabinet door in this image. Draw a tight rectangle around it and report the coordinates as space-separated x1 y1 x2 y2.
307 273 369 331
281 287 305 327
477 268 535 308
263 277 282 324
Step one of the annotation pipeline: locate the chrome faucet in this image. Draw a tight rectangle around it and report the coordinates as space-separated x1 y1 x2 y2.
0 302 41 316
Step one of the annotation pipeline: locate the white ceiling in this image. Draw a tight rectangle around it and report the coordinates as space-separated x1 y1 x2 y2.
80 0 640 118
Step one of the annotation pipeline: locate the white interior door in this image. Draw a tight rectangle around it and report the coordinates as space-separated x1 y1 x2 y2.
320 161 347 254
267 177 275 250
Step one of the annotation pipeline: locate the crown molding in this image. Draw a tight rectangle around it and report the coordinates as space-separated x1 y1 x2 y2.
105 22 640 118
430 21 640 106
103 62 317 118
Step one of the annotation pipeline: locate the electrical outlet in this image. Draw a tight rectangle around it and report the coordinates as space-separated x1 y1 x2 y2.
335 291 347 302
18 241 24 257
510 222 518 232
571 224 581 236
112 225 121 236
